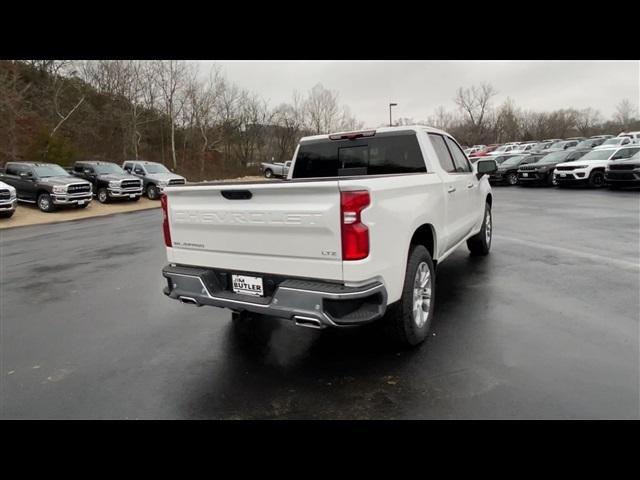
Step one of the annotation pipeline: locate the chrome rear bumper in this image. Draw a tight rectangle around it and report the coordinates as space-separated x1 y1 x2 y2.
162 264 387 328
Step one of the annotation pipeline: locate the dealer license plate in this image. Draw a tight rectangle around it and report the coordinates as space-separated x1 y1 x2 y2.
232 275 264 297
130 194 136 198
78 200 85 205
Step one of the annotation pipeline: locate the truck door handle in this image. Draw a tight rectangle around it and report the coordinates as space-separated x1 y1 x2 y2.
467 182 474 189
447 186 456 193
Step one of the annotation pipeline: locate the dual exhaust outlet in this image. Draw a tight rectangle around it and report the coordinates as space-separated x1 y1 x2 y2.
177 296 324 329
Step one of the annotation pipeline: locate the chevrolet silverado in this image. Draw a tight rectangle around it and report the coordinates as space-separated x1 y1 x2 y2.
160 126 497 347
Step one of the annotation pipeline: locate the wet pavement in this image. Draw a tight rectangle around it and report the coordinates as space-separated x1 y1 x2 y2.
1 186 638 419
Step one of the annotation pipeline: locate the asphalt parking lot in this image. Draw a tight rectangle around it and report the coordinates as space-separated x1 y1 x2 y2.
1 186 638 419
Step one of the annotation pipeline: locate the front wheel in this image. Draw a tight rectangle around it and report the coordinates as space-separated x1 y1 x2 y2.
588 170 605 188
507 172 518 185
97 188 110 203
467 202 492 256
38 193 55 213
146 184 160 200
382 245 435 348
547 173 558 187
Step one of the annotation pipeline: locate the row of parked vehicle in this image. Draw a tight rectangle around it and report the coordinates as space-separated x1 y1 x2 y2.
466 133 640 189
0 160 186 216
462 131 640 159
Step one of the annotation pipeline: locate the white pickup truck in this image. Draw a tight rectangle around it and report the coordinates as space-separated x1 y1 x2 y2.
161 126 497 347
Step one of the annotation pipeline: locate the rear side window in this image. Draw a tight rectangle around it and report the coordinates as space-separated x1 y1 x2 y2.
5 164 20 176
292 132 426 179
445 137 472 173
429 134 456 173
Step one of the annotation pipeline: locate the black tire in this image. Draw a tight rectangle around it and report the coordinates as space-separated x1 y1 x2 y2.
546 173 558 187
37 193 55 213
0 210 15 218
467 202 492 256
588 170 605 188
146 184 159 200
507 172 518 185
97 187 110 203
382 245 435 348
264 169 274 179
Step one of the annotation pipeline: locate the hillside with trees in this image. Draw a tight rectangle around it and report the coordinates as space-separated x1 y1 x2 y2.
1 61 638 180
0 60 362 180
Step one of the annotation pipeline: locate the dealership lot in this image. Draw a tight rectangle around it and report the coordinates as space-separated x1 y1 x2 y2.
1 187 638 419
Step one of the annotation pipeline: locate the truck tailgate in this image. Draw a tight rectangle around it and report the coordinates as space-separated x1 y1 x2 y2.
164 181 344 281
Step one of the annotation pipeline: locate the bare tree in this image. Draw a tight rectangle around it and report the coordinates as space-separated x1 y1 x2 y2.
575 108 602 136
0 61 32 160
234 91 272 167
44 69 85 160
189 66 225 175
494 98 521 142
614 99 637 130
273 91 305 160
454 83 497 143
303 83 340 134
153 60 189 169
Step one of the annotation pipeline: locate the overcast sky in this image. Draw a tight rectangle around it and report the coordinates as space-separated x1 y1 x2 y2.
196 61 639 128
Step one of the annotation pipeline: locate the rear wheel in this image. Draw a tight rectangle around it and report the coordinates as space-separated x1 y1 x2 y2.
383 245 435 348
588 170 605 188
467 202 492 256
37 193 55 213
264 169 274 179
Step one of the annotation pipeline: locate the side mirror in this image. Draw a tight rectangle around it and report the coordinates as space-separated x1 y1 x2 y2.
475 159 498 179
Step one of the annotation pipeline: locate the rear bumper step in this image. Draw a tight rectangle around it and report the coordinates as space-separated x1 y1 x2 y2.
162 264 387 328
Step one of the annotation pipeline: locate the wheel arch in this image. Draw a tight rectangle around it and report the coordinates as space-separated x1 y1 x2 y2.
409 223 437 265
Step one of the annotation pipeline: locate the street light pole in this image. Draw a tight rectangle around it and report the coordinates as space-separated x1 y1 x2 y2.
389 103 397 127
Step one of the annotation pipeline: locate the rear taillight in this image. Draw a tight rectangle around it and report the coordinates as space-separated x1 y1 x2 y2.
340 190 370 261
160 194 172 247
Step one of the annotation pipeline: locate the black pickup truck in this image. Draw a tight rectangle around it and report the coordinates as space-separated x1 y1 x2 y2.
0 162 92 212
70 161 143 203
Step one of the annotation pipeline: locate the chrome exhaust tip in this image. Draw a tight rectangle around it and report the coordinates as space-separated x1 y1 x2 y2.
294 316 323 329
179 296 200 306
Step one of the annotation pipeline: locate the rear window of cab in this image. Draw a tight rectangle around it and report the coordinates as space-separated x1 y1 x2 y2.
292 132 427 179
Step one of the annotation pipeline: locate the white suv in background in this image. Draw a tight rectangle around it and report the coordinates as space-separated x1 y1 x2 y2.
553 145 640 188
617 131 640 143
595 136 634 149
